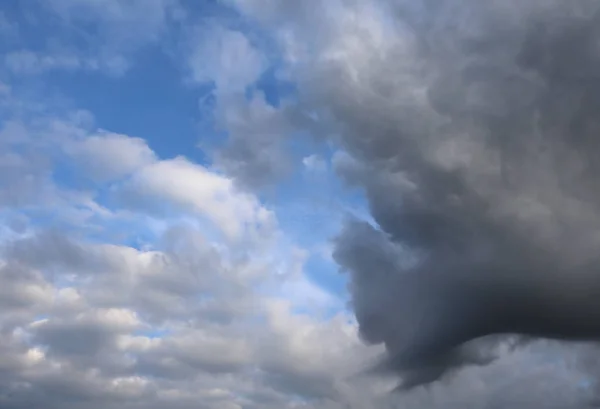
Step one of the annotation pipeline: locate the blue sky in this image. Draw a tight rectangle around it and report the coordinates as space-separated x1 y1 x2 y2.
0 0 367 308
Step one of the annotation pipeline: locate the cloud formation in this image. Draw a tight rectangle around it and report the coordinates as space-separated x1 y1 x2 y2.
6 0 600 407
0 100 378 409
250 0 600 391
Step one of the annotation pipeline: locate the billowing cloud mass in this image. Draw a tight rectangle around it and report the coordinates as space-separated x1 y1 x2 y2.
5 0 600 408
249 0 600 392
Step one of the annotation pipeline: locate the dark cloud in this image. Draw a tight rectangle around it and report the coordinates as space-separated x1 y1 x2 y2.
212 94 295 190
32 317 121 359
306 0 600 391
4 231 90 272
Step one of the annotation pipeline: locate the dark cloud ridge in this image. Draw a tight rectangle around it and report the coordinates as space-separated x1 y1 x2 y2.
323 0 600 390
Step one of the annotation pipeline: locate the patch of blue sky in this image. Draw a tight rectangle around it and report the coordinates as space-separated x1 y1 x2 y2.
24 42 293 175
41 48 210 166
1 0 365 311
252 64 297 108
0 2 61 51
73 212 162 251
579 379 592 390
134 327 171 340
0 209 29 242
52 273 88 293
52 149 90 190
4 207 79 237
1 0 295 164
266 138 371 299
302 254 346 300
290 299 349 321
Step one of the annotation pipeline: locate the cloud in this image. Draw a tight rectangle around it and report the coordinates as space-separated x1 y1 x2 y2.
31 308 140 360
184 23 295 189
225 0 600 400
9 0 600 407
0 85 378 408
0 225 377 409
0 109 275 243
120 156 277 241
211 92 295 189
64 131 157 182
303 155 327 173
0 260 53 324
0 115 120 227
186 25 266 92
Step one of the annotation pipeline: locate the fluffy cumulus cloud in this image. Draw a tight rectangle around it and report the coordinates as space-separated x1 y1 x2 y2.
0 101 379 409
4 0 600 408
187 24 266 92
64 131 157 182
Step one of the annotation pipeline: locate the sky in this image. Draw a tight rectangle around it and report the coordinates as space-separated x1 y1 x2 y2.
3 1 600 408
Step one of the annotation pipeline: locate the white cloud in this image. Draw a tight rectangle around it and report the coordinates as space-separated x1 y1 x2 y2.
303 154 327 173
0 110 276 247
0 104 365 406
122 156 277 241
64 131 157 182
0 224 377 409
187 25 266 92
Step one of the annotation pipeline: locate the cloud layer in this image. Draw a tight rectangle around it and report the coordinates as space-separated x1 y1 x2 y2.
0 106 376 409
248 0 600 391
5 0 600 407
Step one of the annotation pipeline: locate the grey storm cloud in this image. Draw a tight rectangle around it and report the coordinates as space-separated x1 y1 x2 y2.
299 0 600 391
